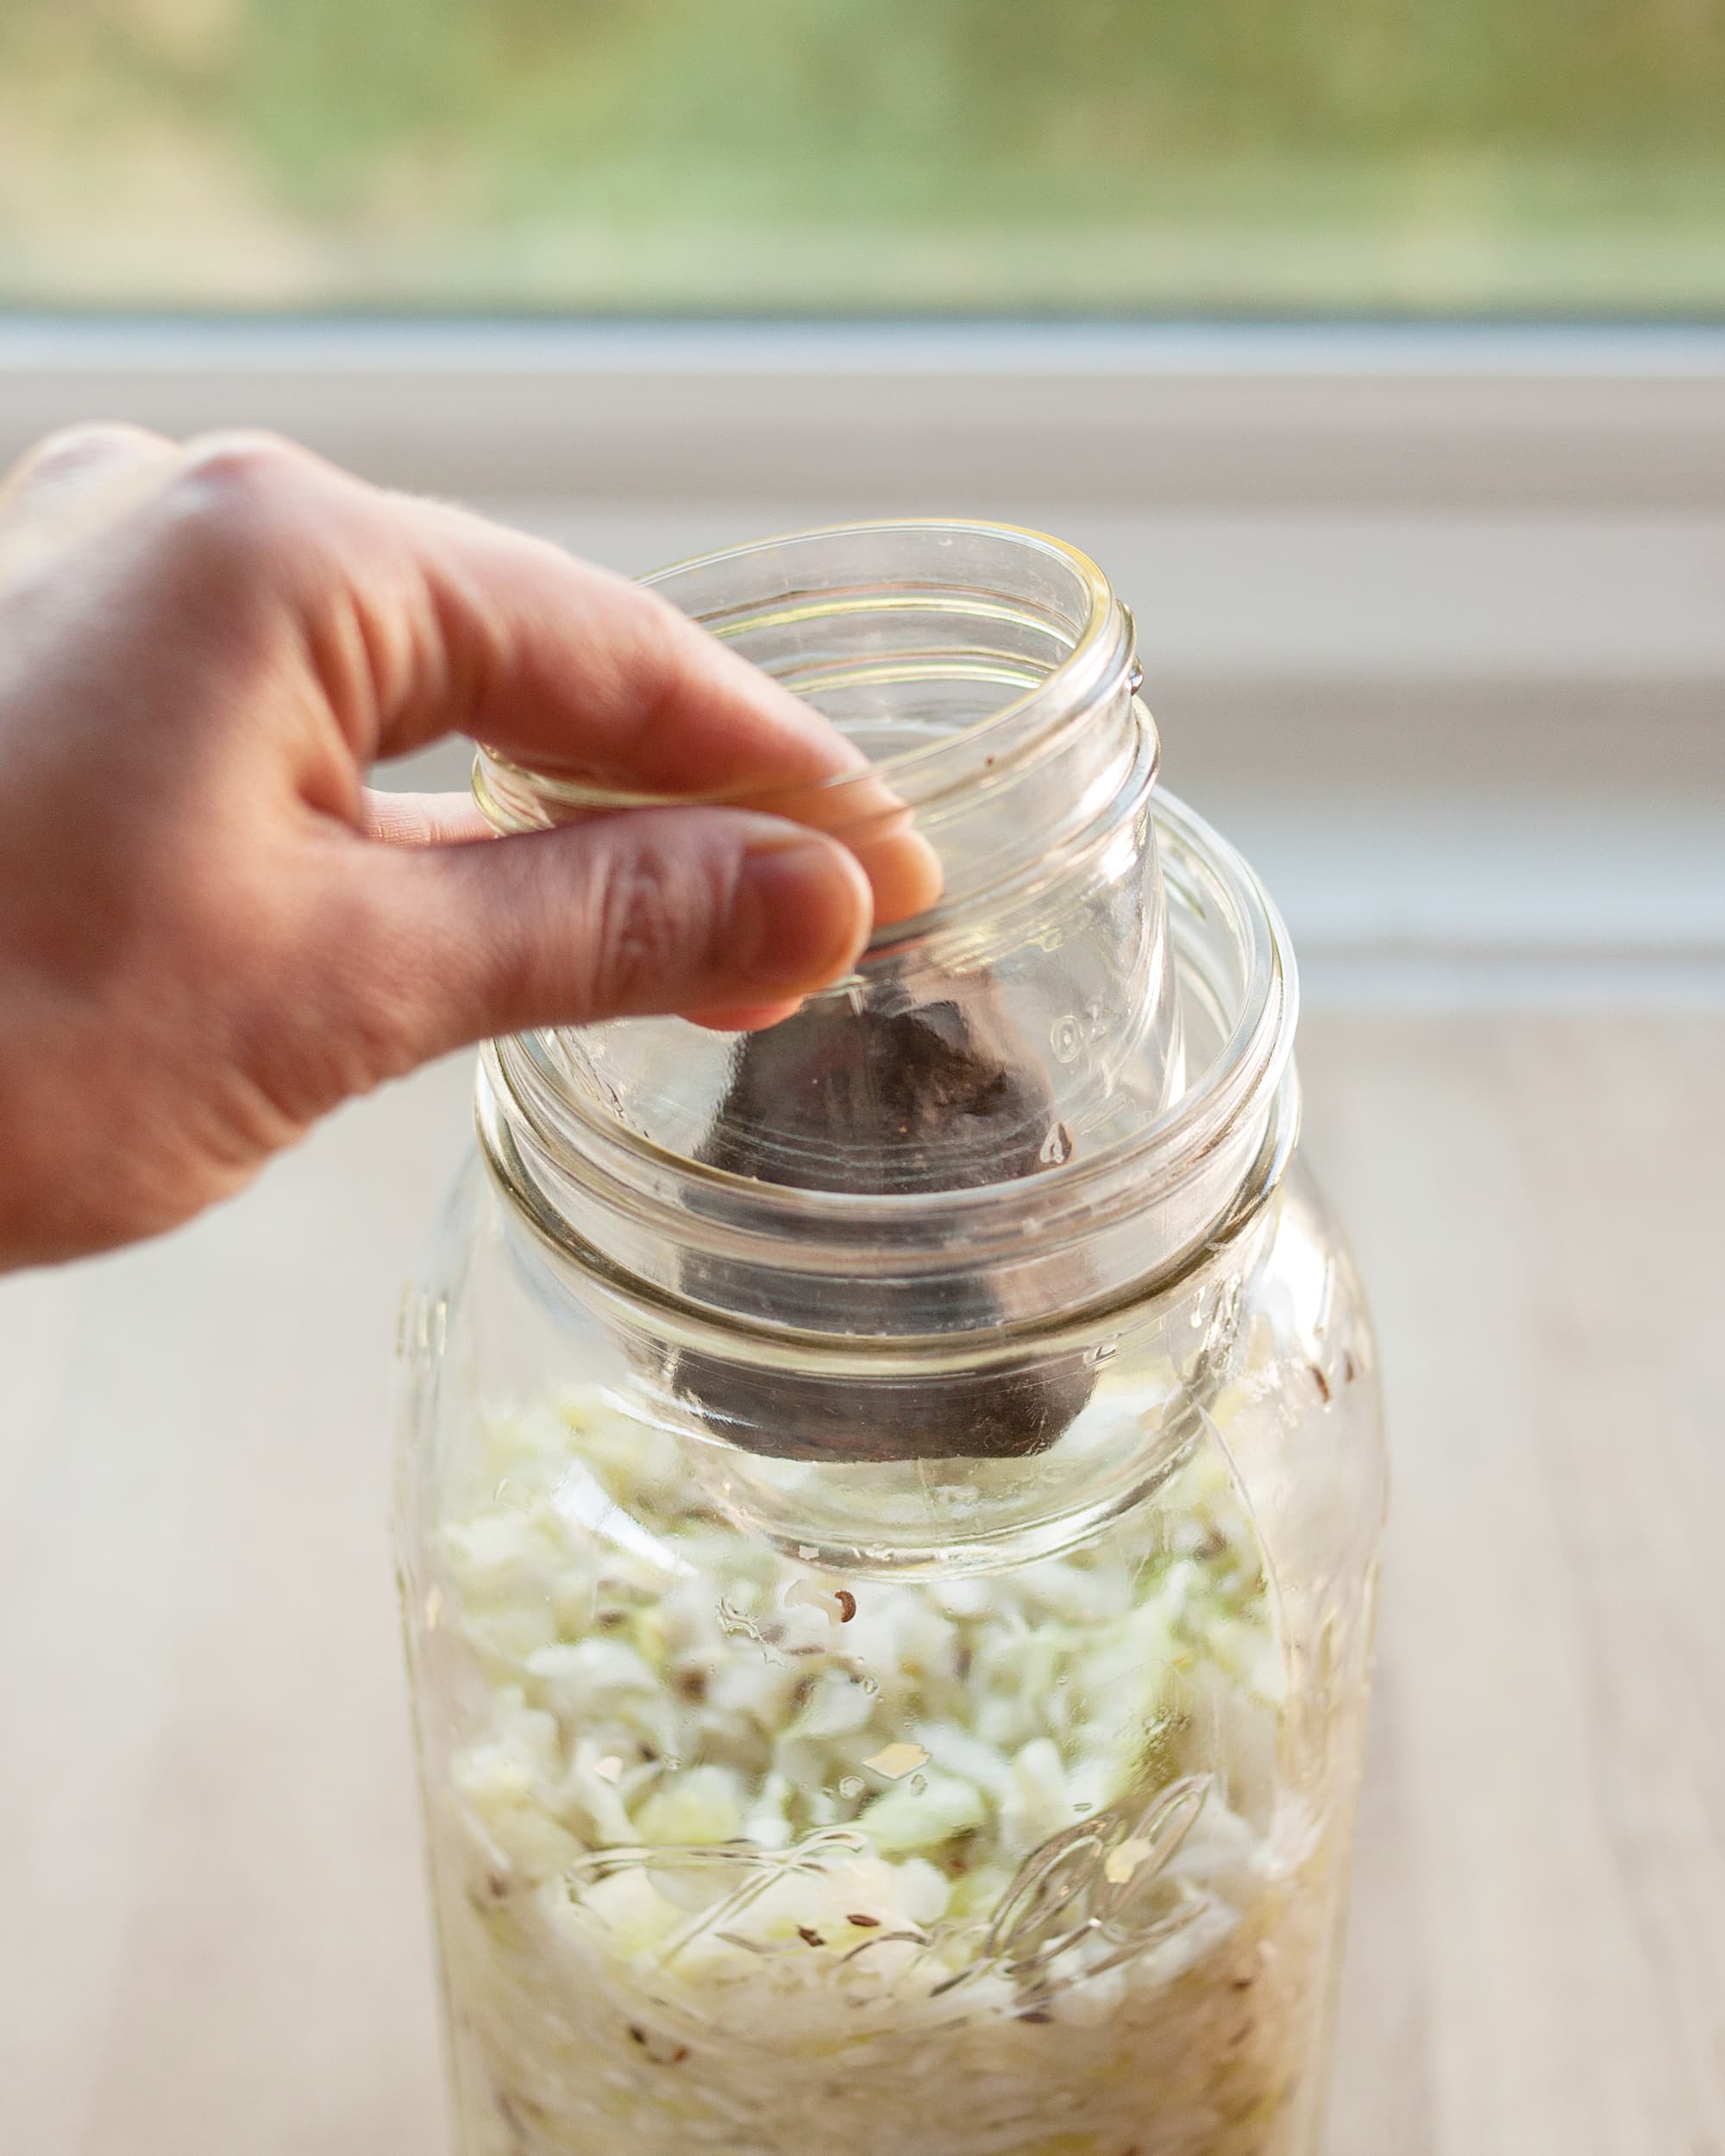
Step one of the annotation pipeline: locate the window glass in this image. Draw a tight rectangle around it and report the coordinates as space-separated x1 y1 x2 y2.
3 0 1722 312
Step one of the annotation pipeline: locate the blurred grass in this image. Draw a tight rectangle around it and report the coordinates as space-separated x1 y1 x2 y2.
2 0 1723 310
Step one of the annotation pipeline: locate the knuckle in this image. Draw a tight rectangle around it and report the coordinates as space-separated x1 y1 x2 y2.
154 431 325 570
591 581 702 740
7 421 161 491
177 428 309 492
632 589 705 699
584 836 718 1014
591 855 678 1006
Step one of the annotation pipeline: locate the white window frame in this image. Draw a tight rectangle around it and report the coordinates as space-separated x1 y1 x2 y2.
4 317 1723 508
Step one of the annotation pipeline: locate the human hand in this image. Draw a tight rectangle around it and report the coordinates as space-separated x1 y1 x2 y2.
0 426 934 1269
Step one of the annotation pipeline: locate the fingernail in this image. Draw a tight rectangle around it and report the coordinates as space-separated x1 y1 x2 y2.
729 833 870 993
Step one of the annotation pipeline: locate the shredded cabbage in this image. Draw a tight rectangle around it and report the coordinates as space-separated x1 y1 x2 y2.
423 1390 1336 2156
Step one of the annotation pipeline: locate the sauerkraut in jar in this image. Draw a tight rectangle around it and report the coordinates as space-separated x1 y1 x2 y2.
394 523 1385 2156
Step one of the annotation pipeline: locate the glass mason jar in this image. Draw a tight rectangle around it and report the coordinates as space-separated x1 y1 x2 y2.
394 523 1386 2156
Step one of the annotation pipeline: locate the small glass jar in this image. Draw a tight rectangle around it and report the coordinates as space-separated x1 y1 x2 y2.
395 523 1386 2156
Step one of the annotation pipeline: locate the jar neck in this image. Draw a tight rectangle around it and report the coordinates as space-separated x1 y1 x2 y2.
480 787 1296 1351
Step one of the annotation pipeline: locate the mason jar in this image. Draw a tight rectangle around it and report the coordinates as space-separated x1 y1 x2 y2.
394 522 1386 2156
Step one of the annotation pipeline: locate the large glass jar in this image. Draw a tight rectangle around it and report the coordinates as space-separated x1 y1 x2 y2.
394 523 1386 2156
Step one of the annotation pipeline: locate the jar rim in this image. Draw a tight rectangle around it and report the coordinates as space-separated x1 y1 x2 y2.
484 1051 1299 1370
483 786 1296 1257
474 518 1126 821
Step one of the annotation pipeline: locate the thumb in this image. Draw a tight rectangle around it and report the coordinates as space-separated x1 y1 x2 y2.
324 806 875 1071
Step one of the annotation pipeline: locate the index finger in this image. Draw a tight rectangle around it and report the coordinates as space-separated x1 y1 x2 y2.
311 474 944 920
395 495 875 799
141 436 945 922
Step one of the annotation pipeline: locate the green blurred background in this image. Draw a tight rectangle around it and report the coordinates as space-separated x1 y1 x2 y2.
3 0 1723 312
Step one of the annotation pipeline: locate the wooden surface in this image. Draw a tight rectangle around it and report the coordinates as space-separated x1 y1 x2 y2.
2 1014 1722 2156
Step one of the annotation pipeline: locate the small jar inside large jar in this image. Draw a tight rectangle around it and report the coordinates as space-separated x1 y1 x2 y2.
396 521 1387 2156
